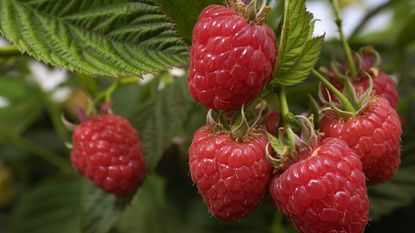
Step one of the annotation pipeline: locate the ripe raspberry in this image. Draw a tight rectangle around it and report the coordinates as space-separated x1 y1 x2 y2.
189 125 272 221
188 5 277 110
265 111 279 135
326 52 399 109
329 71 398 109
319 96 402 184
71 114 145 196
269 137 369 233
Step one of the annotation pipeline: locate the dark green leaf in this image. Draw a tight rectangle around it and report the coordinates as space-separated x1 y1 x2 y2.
0 78 42 140
369 152 415 220
116 175 182 233
129 77 194 171
273 0 323 86
11 176 82 233
0 0 189 77
81 180 124 233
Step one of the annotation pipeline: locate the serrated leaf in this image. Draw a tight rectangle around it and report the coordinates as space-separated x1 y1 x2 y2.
129 77 193 171
11 176 82 233
276 36 324 85
0 0 189 77
81 180 124 233
273 0 323 86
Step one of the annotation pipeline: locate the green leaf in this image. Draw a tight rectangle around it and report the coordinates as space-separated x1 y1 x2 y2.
81 180 124 233
0 78 43 140
0 0 189 77
273 0 324 86
129 77 194 171
116 175 182 233
11 176 82 233
155 0 223 43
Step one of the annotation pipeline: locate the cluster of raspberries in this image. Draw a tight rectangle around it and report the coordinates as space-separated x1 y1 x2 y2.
68 3 401 233
187 4 401 233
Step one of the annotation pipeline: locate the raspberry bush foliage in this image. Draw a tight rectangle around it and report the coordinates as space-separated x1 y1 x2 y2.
0 0 415 233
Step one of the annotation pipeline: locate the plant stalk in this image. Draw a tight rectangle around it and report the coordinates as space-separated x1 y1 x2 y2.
331 0 357 77
312 69 356 112
280 86 295 152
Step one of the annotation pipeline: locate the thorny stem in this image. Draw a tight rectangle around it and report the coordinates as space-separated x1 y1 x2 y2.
280 86 295 153
312 69 356 112
331 0 357 77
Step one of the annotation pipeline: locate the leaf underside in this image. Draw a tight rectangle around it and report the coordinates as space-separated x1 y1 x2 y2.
0 0 189 77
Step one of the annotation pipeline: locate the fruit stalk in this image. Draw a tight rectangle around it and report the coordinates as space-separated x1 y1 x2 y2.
311 69 356 112
279 86 295 152
331 0 357 77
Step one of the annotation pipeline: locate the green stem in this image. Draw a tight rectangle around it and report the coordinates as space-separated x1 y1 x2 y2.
0 45 21 57
10 136 73 174
312 69 356 112
93 77 139 104
280 87 295 152
331 0 357 77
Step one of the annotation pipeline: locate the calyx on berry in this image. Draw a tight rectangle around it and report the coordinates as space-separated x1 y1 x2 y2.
206 103 266 142
313 69 373 119
225 0 270 24
266 115 321 172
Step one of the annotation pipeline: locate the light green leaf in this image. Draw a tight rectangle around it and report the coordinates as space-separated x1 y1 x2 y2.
129 77 194 171
11 176 82 233
273 0 324 86
0 0 189 77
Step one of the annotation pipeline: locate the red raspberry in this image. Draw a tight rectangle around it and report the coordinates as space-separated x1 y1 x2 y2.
189 125 272 221
269 137 369 233
326 53 399 109
329 71 398 109
319 96 402 184
265 110 279 135
188 5 277 110
71 114 145 196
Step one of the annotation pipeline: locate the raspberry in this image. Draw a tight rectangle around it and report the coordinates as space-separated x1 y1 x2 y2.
189 125 272 221
269 137 369 233
319 96 402 184
188 5 277 110
326 52 399 109
71 114 145 196
265 110 279 135
329 71 398 109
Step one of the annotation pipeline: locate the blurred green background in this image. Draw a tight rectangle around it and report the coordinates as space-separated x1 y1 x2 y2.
1 0 415 232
